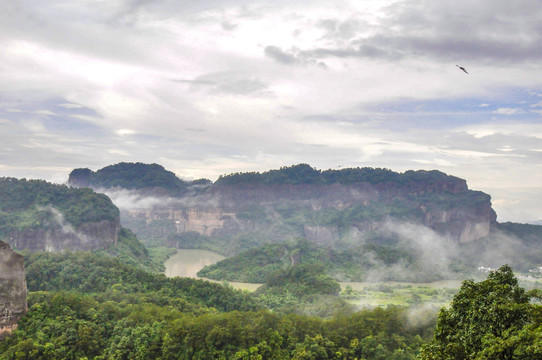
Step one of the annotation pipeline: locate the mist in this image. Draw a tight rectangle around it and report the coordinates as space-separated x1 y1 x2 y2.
98 187 222 210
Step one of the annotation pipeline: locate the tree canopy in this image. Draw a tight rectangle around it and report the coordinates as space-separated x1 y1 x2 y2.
0 177 119 240
68 162 187 194
421 265 542 359
215 163 464 187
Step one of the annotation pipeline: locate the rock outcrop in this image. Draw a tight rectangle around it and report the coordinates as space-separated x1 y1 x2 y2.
7 218 120 252
122 181 496 246
0 241 27 340
0 177 121 252
68 163 497 250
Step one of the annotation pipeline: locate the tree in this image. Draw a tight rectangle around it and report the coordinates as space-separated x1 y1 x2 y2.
420 265 542 359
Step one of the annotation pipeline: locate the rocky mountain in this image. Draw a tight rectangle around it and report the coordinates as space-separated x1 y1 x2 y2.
0 241 26 340
68 163 497 255
0 178 120 252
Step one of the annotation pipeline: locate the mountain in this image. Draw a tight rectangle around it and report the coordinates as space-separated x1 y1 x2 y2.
0 177 120 252
69 162 188 196
0 241 26 340
68 163 496 255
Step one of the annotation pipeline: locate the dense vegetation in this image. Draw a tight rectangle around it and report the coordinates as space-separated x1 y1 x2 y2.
0 177 118 239
0 290 432 360
197 236 452 284
421 265 542 359
22 251 261 313
254 262 352 317
5 258 541 359
69 162 188 194
195 219 542 284
101 227 176 272
0 247 435 359
215 163 464 187
197 240 326 282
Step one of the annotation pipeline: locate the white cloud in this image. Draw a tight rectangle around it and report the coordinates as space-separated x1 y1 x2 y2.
494 108 522 115
1 0 542 222
116 129 136 136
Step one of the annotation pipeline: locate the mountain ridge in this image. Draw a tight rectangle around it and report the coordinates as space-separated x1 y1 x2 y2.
67 163 497 252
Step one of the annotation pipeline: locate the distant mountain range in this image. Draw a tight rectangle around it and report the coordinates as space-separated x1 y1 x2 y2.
1 162 540 284
63 162 542 282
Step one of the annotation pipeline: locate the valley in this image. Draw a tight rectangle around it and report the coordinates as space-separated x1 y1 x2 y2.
1 162 542 359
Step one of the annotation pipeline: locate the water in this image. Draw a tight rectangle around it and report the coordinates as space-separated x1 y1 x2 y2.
164 249 463 293
164 249 262 291
164 249 225 278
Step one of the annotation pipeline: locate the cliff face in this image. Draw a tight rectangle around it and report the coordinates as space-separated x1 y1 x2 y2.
0 177 121 253
122 179 496 247
8 218 120 252
0 241 27 340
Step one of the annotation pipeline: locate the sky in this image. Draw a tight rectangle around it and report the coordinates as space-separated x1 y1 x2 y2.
1 0 541 223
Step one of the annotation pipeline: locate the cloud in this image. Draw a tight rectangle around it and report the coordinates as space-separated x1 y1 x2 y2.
264 46 328 68
221 20 238 31
59 103 85 109
261 1 542 66
175 71 271 96
264 46 298 65
494 108 522 115
1 0 542 224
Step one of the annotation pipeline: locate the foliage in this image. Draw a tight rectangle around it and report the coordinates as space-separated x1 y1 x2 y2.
253 262 349 316
101 227 169 272
340 283 459 309
146 246 178 270
0 291 431 359
197 236 452 284
197 240 328 282
23 251 262 313
168 230 287 257
420 265 542 359
69 162 187 195
0 177 118 239
215 164 462 187
264 262 341 297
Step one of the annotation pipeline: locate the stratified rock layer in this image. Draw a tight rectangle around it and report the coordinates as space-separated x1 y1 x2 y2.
8 218 120 252
124 181 495 247
0 241 27 340
69 164 497 250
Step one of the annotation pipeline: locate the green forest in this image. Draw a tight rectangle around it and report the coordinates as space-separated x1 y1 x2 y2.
215 163 463 187
2 259 541 359
68 163 189 195
2 170 542 359
0 177 118 238
188 218 542 284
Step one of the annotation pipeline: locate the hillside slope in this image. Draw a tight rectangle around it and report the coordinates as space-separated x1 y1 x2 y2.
0 178 119 252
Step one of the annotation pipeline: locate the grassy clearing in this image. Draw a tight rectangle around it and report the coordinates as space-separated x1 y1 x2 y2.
340 282 460 308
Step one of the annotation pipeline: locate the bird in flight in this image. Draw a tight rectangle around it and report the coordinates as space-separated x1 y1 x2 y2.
456 65 469 74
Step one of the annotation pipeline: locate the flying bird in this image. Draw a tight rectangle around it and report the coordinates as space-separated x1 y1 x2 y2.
456 65 469 74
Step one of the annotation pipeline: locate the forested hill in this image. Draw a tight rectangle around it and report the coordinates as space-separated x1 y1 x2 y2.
67 162 496 249
68 162 188 195
0 177 120 251
69 162 468 192
216 163 467 189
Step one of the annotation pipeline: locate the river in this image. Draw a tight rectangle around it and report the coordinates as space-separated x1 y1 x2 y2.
163 249 463 292
164 249 262 291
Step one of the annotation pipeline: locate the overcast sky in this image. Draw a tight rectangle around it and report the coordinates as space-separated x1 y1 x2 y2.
1 0 542 222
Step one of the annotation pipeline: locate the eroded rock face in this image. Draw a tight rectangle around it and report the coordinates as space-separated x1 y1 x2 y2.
7 218 120 252
122 180 496 246
0 241 27 340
